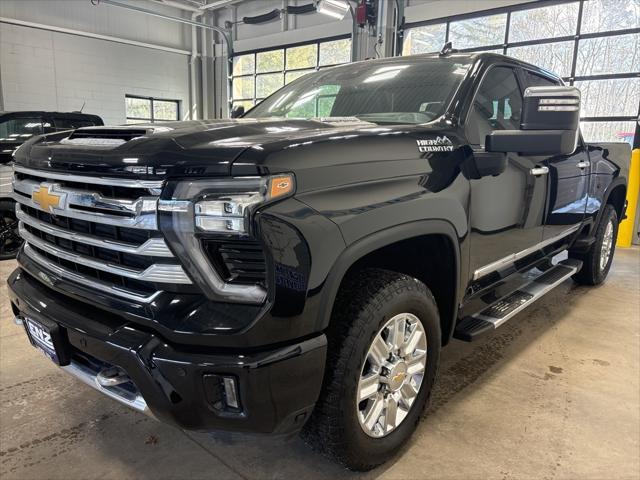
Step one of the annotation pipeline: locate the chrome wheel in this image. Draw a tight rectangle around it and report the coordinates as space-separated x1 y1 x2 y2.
600 219 614 271
357 313 427 438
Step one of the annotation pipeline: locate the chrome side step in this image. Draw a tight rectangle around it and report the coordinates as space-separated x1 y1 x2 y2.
454 258 582 342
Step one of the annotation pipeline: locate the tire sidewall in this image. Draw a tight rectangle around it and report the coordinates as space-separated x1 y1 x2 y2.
593 206 618 283
0 199 20 260
338 286 441 464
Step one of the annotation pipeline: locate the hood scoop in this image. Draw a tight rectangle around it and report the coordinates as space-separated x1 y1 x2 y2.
60 126 171 147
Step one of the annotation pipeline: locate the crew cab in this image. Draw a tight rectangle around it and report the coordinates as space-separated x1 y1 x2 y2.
7 53 629 470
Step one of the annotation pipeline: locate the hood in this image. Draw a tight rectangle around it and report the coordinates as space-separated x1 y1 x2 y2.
13 117 452 179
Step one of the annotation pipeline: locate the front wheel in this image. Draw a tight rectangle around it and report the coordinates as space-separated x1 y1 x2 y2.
304 269 441 471
570 204 618 285
0 200 21 260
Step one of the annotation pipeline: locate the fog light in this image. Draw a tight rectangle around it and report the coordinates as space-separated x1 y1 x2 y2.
223 376 239 409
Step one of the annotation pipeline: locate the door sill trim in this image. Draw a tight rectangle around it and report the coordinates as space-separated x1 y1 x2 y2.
472 224 580 280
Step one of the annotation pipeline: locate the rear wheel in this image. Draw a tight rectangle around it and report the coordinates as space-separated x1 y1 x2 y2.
0 200 21 260
304 269 441 471
570 204 618 285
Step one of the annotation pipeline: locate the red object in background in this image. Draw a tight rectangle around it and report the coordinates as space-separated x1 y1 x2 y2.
356 0 367 27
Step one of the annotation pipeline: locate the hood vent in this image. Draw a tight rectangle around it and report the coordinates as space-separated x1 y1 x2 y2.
61 127 149 146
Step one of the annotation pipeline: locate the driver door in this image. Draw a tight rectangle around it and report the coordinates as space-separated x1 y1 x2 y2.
466 66 548 280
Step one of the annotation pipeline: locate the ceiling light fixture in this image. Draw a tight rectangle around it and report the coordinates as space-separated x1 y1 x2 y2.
316 0 350 20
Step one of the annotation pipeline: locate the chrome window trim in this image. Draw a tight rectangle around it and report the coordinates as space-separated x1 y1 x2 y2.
16 205 173 257
21 227 192 284
14 165 164 189
21 244 161 303
472 225 581 280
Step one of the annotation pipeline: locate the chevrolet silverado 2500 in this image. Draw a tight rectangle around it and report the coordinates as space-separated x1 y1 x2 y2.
7 53 630 470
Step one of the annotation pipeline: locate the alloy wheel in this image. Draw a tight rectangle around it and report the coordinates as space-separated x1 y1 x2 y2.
357 313 427 438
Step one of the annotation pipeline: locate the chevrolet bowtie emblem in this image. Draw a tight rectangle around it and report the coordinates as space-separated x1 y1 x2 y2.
32 185 62 212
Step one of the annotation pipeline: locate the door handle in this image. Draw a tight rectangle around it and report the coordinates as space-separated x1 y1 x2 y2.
576 160 590 169
530 166 549 176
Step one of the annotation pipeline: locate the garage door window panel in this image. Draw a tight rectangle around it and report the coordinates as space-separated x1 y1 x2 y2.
286 44 317 70
575 33 640 76
319 38 351 66
509 2 579 42
257 49 284 73
575 78 640 117
449 14 507 49
507 41 574 78
402 24 447 55
580 0 640 34
256 73 284 99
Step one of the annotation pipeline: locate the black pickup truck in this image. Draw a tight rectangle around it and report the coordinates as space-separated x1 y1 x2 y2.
7 53 629 470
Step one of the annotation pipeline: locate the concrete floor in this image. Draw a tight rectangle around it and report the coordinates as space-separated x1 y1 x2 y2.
1 248 639 480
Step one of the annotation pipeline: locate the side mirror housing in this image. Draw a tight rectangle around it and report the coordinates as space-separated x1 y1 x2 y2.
486 86 580 156
231 105 245 119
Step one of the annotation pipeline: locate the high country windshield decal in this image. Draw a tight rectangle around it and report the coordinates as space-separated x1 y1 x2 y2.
417 136 454 153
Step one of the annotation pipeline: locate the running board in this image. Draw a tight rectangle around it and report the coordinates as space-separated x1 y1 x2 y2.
454 258 582 342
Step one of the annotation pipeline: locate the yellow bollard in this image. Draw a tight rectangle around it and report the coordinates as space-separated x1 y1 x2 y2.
617 148 640 247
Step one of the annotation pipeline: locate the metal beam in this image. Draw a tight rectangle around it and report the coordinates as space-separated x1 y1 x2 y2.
0 16 191 55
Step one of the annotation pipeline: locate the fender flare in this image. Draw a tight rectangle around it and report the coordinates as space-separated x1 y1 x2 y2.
317 219 462 342
594 176 627 233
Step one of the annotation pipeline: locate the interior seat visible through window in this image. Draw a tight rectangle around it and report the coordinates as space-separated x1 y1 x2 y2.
467 67 523 146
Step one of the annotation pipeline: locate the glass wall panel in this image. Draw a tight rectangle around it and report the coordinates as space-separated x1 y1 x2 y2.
449 14 507 49
507 41 574 77
319 38 351 65
509 2 579 42
581 0 640 33
402 24 447 55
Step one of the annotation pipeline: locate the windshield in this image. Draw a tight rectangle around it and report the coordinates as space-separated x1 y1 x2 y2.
246 57 470 124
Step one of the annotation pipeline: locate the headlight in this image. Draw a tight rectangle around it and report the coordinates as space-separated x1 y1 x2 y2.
158 174 295 304
194 174 294 235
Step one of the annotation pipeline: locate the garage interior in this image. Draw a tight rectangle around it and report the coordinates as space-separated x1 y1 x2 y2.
1 0 639 478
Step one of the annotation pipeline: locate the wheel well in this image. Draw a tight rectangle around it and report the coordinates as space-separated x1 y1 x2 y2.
332 235 457 346
607 185 627 221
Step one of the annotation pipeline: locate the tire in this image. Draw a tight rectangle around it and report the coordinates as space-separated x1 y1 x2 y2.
0 199 21 260
303 269 441 471
570 204 618 285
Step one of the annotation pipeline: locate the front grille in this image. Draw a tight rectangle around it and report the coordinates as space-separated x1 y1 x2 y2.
13 166 192 302
204 239 267 285
14 172 153 201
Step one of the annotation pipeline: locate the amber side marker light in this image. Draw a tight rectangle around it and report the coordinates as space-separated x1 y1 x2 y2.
268 174 295 200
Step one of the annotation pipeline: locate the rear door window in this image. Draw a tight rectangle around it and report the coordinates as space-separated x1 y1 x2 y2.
0 117 44 143
53 118 99 131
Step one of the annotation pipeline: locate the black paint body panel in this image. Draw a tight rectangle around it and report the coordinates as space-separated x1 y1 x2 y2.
7 53 628 432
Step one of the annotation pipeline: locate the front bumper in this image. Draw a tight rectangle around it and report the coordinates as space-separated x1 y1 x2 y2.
8 267 327 435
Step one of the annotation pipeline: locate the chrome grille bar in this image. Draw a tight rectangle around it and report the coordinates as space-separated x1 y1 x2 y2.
14 165 164 190
20 226 192 284
21 244 161 303
12 178 158 230
16 205 173 257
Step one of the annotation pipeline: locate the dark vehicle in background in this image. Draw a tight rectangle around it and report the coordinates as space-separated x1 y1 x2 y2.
0 111 103 259
6 54 629 470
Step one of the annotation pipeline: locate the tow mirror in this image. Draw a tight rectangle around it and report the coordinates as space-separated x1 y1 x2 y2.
231 105 245 119
486 86 580 156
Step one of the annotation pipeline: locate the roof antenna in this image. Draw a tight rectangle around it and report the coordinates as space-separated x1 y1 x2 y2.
439 42 458 56
79 101 85 113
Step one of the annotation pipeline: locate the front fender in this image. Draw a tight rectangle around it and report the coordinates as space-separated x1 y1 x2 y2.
315 219 464 342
